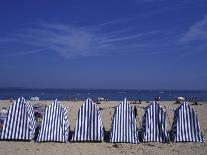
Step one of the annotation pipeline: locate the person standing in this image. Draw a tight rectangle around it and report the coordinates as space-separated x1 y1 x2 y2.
134 105 137 119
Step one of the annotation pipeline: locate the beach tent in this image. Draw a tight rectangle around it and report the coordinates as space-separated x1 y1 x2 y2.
37 99 69 142
72 98 104 142
142 101 169 143
110 98 139 144
171 102 204 142
0 97 36 141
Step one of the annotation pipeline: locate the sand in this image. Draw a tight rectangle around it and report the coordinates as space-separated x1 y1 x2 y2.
0 100 207 155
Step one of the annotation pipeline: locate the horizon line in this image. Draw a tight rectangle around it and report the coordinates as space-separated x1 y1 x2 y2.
0 87 207 91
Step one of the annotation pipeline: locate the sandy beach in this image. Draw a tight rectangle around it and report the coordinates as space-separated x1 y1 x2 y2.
0 100 207 155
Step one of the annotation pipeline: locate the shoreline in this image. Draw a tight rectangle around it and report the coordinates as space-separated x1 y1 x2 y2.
1 89 207 102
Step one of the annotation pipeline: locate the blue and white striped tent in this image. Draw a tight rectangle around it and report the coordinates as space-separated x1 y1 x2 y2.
110 98 139 144
72 98 104 142
171 102 204 142
37 99 69 142
0 97 36 141
142 101 169 143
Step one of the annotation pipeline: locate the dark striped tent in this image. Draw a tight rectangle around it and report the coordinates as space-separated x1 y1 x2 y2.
171 102 204 142
0 97 36 141
110 98 139 144
37 99 69 142
72 98 103 142
142 101 169 143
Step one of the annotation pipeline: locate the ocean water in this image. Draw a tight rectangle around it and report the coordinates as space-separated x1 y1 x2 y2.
0 88 207 101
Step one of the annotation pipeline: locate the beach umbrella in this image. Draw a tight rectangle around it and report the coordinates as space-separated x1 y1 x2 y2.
177 97 185 101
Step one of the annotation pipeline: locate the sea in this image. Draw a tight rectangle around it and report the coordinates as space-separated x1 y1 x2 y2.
0 88 207 101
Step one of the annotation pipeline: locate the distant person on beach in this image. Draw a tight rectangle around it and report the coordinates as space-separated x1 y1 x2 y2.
9 98 13 103
155 96 161 102
138 99 142 104
134 106 137 118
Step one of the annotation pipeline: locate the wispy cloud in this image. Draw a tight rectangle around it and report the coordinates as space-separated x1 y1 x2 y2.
99 31 159 43
136 0 205 17
1 22 160 58
180 47 206 57
97 18 131 27
0 49 43 58
180 14 207 42
2 19 205 59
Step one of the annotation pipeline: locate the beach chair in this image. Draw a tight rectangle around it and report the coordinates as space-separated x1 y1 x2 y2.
37 99 69 142
0 97 36 141
142 101 169 143
171 102 204 142
110 98 139 144
71 98 104 142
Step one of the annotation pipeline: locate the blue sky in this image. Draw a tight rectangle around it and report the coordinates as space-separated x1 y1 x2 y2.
0 0 207 89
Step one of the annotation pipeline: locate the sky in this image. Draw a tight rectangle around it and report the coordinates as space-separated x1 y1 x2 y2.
0 0 207 90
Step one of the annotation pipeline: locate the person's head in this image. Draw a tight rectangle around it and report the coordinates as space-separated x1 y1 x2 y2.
155 96 161 101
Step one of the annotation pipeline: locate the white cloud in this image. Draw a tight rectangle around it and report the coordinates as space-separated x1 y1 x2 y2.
1 22 159 58
99 31 159 43
180 15 207 42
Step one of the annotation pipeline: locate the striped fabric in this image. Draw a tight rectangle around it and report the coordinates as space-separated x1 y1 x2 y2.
72 98 103 142
37 99 69 142
171 102 204 142
142 101 169 143
0 97 36 140
110 98 139 144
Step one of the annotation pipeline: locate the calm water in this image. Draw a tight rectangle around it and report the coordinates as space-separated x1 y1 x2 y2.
0 88 207 101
